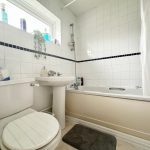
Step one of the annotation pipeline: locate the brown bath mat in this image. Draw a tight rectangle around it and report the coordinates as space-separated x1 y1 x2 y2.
62 124 117 150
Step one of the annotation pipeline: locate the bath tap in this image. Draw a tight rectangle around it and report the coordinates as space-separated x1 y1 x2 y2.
136 86 142 89
70 83 79 90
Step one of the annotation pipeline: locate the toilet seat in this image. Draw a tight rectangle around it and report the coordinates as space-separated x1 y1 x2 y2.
2 112 60 150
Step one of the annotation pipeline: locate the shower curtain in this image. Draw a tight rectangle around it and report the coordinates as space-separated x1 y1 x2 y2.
140 0 150 96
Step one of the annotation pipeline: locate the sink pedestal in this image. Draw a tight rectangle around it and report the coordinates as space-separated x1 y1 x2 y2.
53 86 65 129
36 76 75 129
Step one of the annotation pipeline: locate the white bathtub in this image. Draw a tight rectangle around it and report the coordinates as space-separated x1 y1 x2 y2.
67 86 150 101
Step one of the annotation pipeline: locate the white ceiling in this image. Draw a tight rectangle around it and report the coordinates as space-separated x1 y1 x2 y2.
61 0 103 16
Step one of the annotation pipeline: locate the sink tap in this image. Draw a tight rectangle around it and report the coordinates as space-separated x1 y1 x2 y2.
57 72 62 76
48 70 56 76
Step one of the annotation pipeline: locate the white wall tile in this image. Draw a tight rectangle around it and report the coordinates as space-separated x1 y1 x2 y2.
0 59 5 68
5 59 20 74
0 46 5 59
20 62 33 74
5 47 21 61
0 22 5 42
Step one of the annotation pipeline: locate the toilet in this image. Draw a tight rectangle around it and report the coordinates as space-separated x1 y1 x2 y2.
0 80 61 150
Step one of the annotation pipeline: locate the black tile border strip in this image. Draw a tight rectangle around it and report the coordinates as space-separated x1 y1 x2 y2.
0 41 141 63
0 41 75 62
77 52 141 63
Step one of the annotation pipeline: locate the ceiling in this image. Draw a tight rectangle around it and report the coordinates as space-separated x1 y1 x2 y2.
61 0 103 16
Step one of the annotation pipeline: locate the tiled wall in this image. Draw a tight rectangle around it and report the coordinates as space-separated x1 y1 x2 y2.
76 0 142 88
0 0 76 79
0 0 142 90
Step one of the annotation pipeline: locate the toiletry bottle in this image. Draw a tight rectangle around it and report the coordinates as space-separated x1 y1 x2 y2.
43 28 51 42
0 3 8 23
40 66 48 77
0 67 10 81
20 18 27 31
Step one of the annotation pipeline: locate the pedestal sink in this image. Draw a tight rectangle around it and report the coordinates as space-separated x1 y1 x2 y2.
36 76 75 129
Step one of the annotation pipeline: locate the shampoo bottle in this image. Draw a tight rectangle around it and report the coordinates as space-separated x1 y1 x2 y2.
20 18 27 31
43 28 51 42
0 3 8 23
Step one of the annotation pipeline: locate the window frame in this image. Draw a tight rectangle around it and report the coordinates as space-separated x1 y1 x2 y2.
7 0 61 44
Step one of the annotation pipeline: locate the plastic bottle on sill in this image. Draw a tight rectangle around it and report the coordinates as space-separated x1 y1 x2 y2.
43 28 51 43
20 18 27 31
0 3 8 23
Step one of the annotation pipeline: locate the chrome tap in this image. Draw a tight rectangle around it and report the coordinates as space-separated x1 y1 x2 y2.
136 86 142 89
48 70 56 76
57 72 62 76
48 70 62 76
70 82 79 90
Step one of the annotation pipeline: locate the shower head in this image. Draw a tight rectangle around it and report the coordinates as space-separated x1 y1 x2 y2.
63 0 76 8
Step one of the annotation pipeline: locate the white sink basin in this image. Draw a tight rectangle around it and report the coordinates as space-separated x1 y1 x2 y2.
36 76 75 86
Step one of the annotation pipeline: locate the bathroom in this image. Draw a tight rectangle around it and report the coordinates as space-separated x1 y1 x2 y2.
0 0 150 150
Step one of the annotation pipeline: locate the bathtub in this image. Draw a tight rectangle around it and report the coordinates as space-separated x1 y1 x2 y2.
66 86 150 140
67 86 150 101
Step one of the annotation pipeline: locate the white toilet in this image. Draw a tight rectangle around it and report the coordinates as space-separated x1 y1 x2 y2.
0 80 61 150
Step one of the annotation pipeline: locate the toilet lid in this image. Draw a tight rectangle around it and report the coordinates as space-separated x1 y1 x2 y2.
2 112 59 150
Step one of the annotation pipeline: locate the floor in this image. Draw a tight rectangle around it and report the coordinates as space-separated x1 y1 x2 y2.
56 122 144 150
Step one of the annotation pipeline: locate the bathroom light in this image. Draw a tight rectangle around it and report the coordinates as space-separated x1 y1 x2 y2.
64 0 76 8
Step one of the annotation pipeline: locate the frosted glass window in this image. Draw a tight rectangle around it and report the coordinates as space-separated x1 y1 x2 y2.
0 0 51 35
